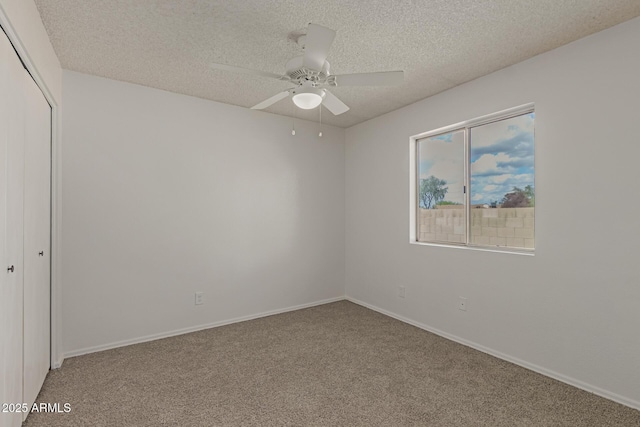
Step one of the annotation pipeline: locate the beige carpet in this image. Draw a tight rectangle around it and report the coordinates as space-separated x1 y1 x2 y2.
24 301 640 426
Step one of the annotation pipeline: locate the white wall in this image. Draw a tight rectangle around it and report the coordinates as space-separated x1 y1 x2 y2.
345 17 640 408
62 71 345 355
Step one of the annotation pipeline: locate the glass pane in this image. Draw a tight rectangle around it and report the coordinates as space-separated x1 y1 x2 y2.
469 113 535 249
417 130 466 244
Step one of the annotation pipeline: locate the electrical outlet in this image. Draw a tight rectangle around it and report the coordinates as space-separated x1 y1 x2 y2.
458 297 467 311
398 286 405 298
195 292 204 305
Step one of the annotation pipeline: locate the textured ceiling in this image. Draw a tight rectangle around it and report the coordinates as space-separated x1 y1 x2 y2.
35 0 640 128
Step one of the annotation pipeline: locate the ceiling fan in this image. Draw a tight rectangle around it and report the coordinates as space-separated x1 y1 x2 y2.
210 23 404 116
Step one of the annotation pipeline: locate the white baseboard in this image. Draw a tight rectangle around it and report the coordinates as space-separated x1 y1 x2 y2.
64 296 345 359
52 356 64 369
346 296 640 411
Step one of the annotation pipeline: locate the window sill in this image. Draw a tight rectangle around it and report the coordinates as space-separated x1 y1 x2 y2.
410 241 535 256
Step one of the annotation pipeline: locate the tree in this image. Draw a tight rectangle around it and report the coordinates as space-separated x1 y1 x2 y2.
501 186 534 208
420 176 448 209
524 185 535 206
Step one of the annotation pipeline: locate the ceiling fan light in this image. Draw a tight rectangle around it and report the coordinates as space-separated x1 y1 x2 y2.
292 88 325 109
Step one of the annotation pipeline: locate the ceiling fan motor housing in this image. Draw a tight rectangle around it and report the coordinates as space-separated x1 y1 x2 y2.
285 55 330 84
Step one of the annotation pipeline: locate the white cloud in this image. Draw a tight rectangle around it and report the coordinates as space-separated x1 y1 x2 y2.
490 174 511 184
511 173 534 184
470 113 533 149
471 153 510 175
470 172 534 204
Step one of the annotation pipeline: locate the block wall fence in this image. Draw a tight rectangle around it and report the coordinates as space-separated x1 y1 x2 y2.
418 207 534 248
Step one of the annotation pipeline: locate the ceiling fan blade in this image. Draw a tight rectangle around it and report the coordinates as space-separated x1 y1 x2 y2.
322 90 350 115
251 91 290 110
303 23 336 72
334 71 404 86
211 62 289 81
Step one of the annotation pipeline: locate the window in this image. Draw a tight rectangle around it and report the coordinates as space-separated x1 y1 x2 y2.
411 105 534 251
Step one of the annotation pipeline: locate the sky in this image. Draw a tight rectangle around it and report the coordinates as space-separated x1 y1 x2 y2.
419 112 534 206
418 130 465 205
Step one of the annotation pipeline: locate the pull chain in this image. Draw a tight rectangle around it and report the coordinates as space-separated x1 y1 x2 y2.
292 103 296 135
318 105 323 138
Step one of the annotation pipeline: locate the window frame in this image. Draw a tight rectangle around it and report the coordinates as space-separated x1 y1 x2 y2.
409 103 535 255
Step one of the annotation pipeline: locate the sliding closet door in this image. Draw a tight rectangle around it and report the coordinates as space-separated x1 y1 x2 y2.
0 31 12 427
0 35 6 423
23 69 51 411
0 31 26 427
